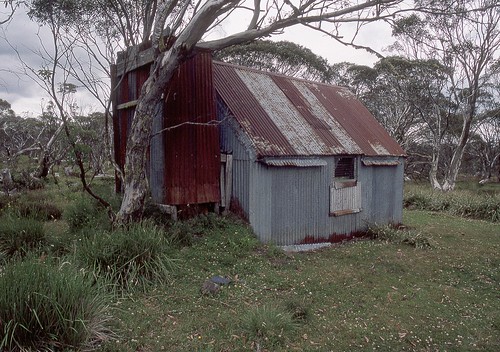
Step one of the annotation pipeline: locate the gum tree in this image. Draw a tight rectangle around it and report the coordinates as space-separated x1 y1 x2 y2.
390 0 500 190
214 40 333 82
112 0 418 223
25 0 495 221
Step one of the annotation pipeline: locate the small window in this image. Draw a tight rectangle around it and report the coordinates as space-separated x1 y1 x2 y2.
334 157 355 180
330 156 361 216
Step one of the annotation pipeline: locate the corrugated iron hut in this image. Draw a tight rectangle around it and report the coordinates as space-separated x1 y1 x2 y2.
112 48 406 245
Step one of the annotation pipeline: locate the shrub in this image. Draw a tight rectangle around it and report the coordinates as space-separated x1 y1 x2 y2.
240 305 298 348
0 258 113 351
76 222 176 292
0 216 46 259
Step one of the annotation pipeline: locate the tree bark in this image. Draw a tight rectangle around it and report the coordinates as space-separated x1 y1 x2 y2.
429 150 442 190
115 0 241 224
115 48 182 224
442 110 475 191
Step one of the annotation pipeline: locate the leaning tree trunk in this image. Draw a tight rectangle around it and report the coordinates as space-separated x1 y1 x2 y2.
114 0 266 224
35 123 64 178
115 48 183 224
429 150 442 190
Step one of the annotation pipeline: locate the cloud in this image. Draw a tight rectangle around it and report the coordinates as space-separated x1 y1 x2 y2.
0 9 51 115
0 8 103 116
1 5 392 116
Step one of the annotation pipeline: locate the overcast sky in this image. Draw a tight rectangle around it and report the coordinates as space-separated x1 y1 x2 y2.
0 6 393 117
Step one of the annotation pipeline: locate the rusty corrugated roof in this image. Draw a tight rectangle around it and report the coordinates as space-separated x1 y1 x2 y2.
213 61 405 157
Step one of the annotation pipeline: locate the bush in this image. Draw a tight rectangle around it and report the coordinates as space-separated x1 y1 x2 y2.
240 305 298 348
0 258 113 351
0 216 46 259
76 222 176 292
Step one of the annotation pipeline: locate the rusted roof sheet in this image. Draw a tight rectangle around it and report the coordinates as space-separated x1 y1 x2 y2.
213 62 405 157
362 156 401 166
262 157 327 167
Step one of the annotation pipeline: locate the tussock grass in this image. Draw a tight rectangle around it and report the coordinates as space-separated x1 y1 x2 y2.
103 210 499 351
0 216 46 260
404 183 500 222
0 258 113 351
64 195 110 232
240 305 298 348
76 221 176 292
1 178 498 351
368 225 432 249
17 201 63 221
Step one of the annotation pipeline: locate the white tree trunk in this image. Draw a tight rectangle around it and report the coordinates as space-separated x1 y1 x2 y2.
115 0 242 223
115 50 181 223
442 114 473 191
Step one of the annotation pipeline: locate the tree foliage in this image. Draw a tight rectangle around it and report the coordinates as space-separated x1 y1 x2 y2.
388 0 500 189
23 0 500 221
214 40 332 82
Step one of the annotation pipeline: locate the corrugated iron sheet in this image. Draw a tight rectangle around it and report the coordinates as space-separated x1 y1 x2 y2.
213 62 405 158
112 49 220 205
262 158 327 167
163 51 220 205
362 156 401 166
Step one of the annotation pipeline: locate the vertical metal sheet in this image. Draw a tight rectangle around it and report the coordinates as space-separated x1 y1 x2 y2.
163 51 220 205
223 145 404 245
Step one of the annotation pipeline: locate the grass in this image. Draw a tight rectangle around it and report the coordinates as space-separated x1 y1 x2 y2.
404 182 500 222
0 216 46 260
0 258 113 351
99 210 499 351
1 178 499 351
76 221 177 292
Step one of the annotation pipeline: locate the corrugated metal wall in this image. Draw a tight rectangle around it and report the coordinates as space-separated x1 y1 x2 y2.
112 49 220 206
219 115 404 244
163 52 220 205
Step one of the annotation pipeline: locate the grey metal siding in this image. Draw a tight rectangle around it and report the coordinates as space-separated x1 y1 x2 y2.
222 115 405 244
359 157 404 226
219 114 255 221
267 164 328 244
244 156 404 245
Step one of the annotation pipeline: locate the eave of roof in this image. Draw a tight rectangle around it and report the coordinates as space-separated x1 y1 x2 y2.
213 61 406 158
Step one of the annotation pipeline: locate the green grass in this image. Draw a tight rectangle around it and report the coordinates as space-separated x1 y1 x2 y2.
97 210 499 351
76 221 177 292
0 216 46 260
404 182 500 222
0 258 113 351
1 178 499 351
